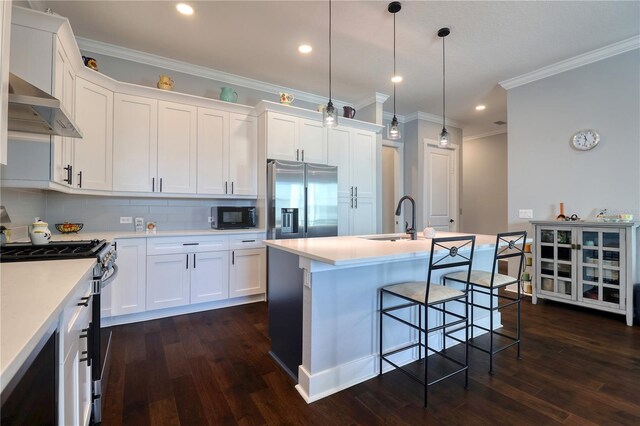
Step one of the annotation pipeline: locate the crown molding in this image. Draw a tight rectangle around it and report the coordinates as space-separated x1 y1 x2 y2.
404 111 462 129
500 35 640 90
76 37 349 107
354 92 390 110
382 111 406 123
463 128 507 142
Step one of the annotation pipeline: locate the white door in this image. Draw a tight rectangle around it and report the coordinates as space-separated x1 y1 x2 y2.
229 248 266 297
111 238 146 316
298 118 326 164
51 41 74 185
327 126 351 198
228 113 257 196
424 143 458 231
337 198 351 236
157 101 197 193
197 107 228 195
73 78 113 190
350 130 376 199
266 112 297 161
60 342 80 426
351 197 377 236
113 94 158 192
146 254 190 310
190 251 230 303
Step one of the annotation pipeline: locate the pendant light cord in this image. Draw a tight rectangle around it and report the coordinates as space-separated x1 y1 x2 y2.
442 34 446 128
329 0 332 103
393 11 396 116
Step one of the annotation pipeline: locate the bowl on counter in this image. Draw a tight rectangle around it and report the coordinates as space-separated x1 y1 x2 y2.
55 223 84 234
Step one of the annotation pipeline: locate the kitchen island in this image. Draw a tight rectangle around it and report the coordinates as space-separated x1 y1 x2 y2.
265 232 504 403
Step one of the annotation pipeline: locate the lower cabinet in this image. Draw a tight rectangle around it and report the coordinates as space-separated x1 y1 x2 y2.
191 251 230 303
110 238 146 316
59 281 92 426
146 253 192 311
230 248 266 297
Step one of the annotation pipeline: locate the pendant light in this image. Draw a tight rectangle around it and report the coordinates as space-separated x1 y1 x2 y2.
387 2 402 140
438 27 450 148
323 0 338 127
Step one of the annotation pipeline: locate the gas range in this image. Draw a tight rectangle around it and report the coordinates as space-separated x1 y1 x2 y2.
0 239 109 262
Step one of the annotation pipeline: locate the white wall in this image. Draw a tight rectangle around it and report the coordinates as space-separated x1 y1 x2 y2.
507 50 640 234
462 132 508 234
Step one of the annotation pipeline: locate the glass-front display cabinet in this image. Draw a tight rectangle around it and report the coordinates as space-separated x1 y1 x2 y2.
532 221 638 326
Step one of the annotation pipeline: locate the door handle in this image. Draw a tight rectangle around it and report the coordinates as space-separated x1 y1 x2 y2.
186 254 189 269
296 149 299 161
355 187 358 197
449 219 455 223
355 196 358 208
160 178 163 192
350 197 353 208
232 251 235 265
231 181 234 194
77 171 83 188
152 177 155 192
225 181 228 194
350 186 353 196
301 149 305 162
64 165 72 184
193 253 196 268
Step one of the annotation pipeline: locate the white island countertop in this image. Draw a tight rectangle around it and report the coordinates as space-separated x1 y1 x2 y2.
0 259 96 392
264 232 501 267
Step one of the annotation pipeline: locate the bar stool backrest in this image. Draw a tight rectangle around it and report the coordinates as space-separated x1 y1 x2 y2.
491 231 528 283
425 235 476 304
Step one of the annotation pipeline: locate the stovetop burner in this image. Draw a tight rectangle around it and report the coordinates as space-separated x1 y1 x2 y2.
0 239 109 262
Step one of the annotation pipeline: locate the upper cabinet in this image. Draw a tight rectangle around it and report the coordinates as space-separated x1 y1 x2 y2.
0 0 12 165
266 111 326 164
157 101 197 194
51 38 76 186
197 108 258 196
73 77 113 190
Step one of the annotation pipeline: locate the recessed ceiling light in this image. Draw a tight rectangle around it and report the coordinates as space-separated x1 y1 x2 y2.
176 3 194 15
475 105 486 111
391 75 403 83
298 44 313 54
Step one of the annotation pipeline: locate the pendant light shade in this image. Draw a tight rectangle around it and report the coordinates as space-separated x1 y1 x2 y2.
387 2 402 140
438 27 450 148
324 0 338 128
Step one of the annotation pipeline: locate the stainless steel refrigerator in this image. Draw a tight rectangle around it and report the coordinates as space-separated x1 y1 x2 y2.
267 160 338 239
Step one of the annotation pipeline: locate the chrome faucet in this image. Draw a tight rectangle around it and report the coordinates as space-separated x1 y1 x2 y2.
395 195 417 240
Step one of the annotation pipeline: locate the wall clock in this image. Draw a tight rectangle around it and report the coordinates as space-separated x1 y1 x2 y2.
571 129 600 151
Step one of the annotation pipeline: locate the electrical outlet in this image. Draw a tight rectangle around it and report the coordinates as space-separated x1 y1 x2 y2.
135 217 144 232
519 209 533 219
207 216 213 223
120 216 133 224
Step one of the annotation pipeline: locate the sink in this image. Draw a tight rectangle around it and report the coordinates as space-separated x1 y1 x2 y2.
361 235 423 241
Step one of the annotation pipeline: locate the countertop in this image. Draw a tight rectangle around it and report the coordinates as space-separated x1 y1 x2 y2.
264 232 502 266
0 258 96 393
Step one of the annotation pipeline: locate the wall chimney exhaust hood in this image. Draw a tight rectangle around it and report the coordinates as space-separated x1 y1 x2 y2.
7 73 83 138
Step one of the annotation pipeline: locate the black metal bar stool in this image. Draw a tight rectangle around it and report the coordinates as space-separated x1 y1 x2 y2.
379 235 476 407
443 231 527 374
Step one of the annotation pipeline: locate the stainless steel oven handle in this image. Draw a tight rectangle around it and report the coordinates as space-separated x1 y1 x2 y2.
100 264 119 288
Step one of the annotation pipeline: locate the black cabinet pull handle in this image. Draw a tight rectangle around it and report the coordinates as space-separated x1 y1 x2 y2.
160 178 163 192
193 253 196 268
80 351 89 363
241 240 256 243
77 171 83 188
182 243 199 246
152 177 155 192
302 149 305 162
296 149 299 161
232 251 235 265
77 296 90 307
64 165 72 184
231 182 234 194
225 181 228 194
185 254 189 269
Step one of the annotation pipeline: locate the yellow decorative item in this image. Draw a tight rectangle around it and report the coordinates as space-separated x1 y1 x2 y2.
157 75 174 91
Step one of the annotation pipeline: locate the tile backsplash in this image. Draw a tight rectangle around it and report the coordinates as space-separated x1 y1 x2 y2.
0 188 255 234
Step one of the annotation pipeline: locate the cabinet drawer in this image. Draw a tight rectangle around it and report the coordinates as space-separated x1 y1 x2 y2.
59 281 92 360
229 233 265 250
146 235 229 255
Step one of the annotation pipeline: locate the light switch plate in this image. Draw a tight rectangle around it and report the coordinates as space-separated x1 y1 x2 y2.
135 217 144 232
519 209 533 219
120 216 132 224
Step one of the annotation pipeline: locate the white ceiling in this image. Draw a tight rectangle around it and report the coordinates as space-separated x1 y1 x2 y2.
26 1 640 136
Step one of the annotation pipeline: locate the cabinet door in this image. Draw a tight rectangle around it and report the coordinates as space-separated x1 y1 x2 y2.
146 254 190 310
0 0 11 165
197 108 228 195
228 113 257 196
190 251 230 303
60 340 80 426
350 130 376 199
77 304 92 426
337 198 351 236
73 77 113 190
157 101 197 193
350 196 376 236
327 126 351 198
578 228 625 308
299 118 326 164
230 248 266 297
266 112 297 161
52 40 75 185
111 238 147 316
113 93 158 192
536 226 575 300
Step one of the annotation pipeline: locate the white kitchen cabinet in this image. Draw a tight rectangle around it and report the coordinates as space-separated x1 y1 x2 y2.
230 248 266 297
0 0 12 165
190 251 230 303
146 253 191 310
58 281 92 426
197 109 257 196
73 77 113 190
51 38 76 186
157 100 197 193
110 238 146 316
112 93 158 192
328 125 377 235
266 112 326 163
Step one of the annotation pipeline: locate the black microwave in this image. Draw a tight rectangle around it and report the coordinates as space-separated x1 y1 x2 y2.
211 206 257 229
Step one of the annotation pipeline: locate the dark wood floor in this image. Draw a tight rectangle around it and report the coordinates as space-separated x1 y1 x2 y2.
102 296 640 425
